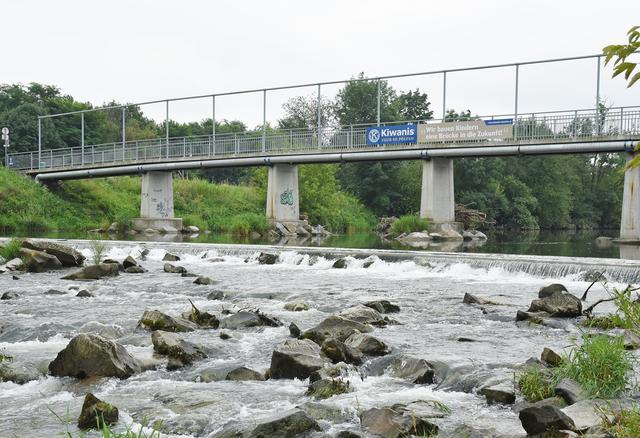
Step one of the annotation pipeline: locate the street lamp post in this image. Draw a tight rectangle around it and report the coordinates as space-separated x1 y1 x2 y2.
1 127 9 167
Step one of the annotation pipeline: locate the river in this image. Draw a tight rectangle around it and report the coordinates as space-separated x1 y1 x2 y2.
0 237 637 437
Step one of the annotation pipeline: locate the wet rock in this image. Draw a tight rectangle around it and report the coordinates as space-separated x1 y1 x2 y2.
1 291 19 300
345 332 389 356
138 310 197 332
248 409 320 437
554 378 587 405
339 305 387 326
220 310 281 329
519 403 575 435
77 393 118 429
19 248 62 272
183 225 200 233
193 276 215 285
181 271 198 278
337 432 363 438
332 258 348 269
44 289 66 295
22 240 85 267
163 253 180 262
206 290 225 300
363 300 400 313
307 377 350 399
302 315 374 344
444 425 495 438
516 310 546 324
185 301 219 329
561 400 604 432
4 258 24 271
362 259 376 269
480 381 516 405
122 255 138 269
321 338 363 365
219 332 231 340
76 290 95 298
298 401 350 424
397 232 431 242
539 283 568 298
225 366 264 381
48 334 142 379
579 270 606 283
124 266 145 274
284 300 309 311
622 329 640 350
269 339 330 379
62 263 120 280
151 331 206 366
11 275 19 280
0 362 42 384
463 293 499 305
164 263 187 274
102 259 125 271
289 322 301 338
387 356 435 384
360 406 438 438
541 347 563 367
258 252 278 265
528 290 582 317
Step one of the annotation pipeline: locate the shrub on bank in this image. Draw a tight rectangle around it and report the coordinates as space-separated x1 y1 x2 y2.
0 238 23 260
390 215 430 236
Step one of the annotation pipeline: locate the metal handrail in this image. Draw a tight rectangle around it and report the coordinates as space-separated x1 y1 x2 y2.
10 107 640 172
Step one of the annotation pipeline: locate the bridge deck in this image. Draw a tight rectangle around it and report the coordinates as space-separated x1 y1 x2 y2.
11 107 640 176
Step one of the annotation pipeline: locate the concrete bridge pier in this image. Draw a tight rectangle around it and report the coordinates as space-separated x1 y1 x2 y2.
266 164 300 226
132 171 183 233
419 158 463 235
618 153 640 243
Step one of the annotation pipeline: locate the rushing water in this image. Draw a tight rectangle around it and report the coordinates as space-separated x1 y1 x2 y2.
0 239 637 437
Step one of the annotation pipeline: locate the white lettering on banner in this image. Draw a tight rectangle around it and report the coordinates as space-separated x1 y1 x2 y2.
418 120 513 145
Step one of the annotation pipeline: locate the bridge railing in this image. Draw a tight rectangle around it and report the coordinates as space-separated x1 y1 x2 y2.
8 106 640 172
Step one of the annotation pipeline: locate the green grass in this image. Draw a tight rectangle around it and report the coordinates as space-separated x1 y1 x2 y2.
0 167 374 235
0 237 23 260
556 334 634 399
603 408 640 438
390 215 430 236
581 314 626 330
517 366 556 402
582 286 640 333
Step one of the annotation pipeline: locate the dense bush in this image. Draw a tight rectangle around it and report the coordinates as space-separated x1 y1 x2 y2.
390 215 430 236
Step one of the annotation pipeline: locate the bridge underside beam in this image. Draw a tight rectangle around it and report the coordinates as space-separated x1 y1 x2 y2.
266 164 300 224
33 141 635 181
132 171 183 232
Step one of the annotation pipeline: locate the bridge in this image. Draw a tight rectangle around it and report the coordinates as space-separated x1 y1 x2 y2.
6 54 640 241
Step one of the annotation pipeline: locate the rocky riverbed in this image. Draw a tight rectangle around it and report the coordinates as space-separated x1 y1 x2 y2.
0 239 638 437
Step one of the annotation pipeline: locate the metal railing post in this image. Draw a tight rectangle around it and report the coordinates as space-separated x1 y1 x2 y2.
122 107 126 161
211 95 216 156
596 56 601 136
514 64 519 140
376 79 381 126
442 71 447 120
235 134 238 155
81 112 85 165
165 100 170 158
317 84 322 148
262 89 267 153
30 152 33 170
38 117 42 167
620 107 624 134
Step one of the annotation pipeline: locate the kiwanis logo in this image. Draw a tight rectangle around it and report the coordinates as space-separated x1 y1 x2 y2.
367 128 381 144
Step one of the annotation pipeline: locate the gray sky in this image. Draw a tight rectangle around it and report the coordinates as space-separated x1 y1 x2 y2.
3 0 639 127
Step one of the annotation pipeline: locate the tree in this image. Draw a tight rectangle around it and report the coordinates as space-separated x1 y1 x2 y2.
391 89 433 122
278 95 335 130
334 73 398 125
603 26 640 88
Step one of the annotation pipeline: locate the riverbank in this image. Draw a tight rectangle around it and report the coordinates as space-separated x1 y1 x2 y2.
0 167 374 235
1 239 639 437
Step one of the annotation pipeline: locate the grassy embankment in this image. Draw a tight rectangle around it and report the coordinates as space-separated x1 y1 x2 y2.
0 166 374 235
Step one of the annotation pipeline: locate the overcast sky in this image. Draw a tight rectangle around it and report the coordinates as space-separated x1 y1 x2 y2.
3 0 639 127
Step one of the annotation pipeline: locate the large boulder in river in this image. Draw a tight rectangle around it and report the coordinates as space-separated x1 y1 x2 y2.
22 240 85 267
538 283 568 297
360 406 438 438
364 300 400 313
62 263 119 280
248 409 320 437
18 248 62 272
339 305 387 326
77 393 118 429
258 252 278 265
387 356 435 384
151 331 206 366
219 310 281 329
344 332 389 356
138 310 197 332
519 401 575 435
270 339 331 379
528 290 582 317
321 338 363 365
302 315 374 344
48 334 142 379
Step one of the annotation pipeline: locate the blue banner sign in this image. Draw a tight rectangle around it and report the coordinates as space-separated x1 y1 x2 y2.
366 124 417 145
484 118 513 126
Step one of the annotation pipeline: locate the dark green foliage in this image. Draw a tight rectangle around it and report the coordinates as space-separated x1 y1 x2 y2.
390 215 430 236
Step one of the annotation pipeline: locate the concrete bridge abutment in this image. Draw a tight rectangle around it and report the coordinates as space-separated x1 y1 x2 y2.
419 158 463 234
132 171 183 233
266 164 300 226
618 153 640 243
